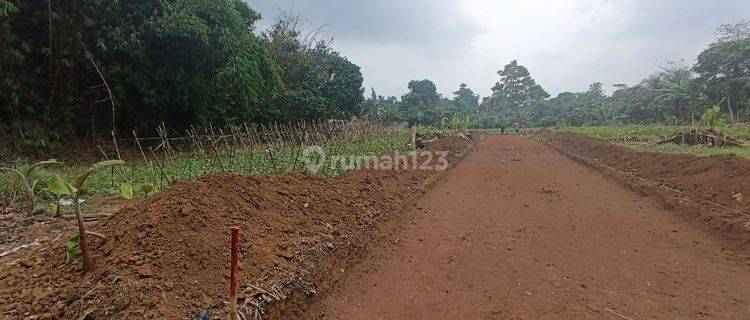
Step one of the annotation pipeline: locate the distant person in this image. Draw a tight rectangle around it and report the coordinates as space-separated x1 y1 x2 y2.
513 122 520 135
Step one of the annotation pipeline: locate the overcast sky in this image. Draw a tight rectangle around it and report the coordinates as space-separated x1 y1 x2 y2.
249 0 749 99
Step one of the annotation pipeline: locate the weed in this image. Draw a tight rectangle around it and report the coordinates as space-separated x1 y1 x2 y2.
0 159 60 215
555 124 750 159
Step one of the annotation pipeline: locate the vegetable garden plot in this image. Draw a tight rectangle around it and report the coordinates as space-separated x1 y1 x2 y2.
0 136 472 319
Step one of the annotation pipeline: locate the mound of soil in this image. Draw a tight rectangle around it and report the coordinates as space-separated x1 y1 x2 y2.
0 136 471 319
535 129 750 241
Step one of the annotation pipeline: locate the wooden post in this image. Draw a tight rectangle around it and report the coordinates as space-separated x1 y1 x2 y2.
230 227 239 320
410 126 417 149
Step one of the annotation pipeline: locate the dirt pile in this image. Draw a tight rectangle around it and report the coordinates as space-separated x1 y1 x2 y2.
0 136 471 319
535 129 750 241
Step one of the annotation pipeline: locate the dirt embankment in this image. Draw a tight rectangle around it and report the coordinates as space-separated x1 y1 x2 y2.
535 129 750 246
0 136 472 319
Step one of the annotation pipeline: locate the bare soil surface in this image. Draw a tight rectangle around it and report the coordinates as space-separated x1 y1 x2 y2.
534 129 750 246
0 137 471 319
535 129 750 216
315 135 750 320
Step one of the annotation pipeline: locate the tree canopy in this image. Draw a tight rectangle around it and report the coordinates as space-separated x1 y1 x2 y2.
1 0 291 135
487 60 549 111
0 0 364 139
453 83 479 113
262 14 364 122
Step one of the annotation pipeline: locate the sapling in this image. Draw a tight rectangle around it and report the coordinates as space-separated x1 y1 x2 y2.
48 159 124 273
0 159 60 216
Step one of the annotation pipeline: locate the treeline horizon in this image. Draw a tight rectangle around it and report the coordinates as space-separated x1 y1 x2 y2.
1 0 748 152
362 20 750 129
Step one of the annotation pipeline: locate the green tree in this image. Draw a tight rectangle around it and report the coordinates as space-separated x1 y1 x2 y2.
0 0 284 136
650 62 699 123
452 83 479 113
484 60 549 118
263 13 363 121
694 20 750 123
405 79 440 106
360 88 400 123
400 79 442 125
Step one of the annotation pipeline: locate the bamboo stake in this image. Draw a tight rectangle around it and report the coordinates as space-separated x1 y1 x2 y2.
208 137 226 172
133 130 149 167
291 128 302 172
111 130 122 160
96 145 127 183
149 147 167 189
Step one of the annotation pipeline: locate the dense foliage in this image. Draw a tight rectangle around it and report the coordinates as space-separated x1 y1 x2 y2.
0 1 363 140
262 14 363 122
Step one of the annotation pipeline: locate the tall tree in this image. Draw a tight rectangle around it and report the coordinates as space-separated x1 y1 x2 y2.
405 79 440 105
694 21 750 123
650 62 698 122
485 60 549 118
400 79 441 124
452 83 479 113
263 13 363 121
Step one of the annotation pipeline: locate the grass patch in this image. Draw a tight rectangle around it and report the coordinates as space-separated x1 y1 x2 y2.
553 124 750 160
628 143 750 159
552 124 680 140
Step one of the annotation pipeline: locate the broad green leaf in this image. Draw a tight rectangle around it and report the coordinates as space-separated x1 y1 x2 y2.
120 182 134 199
64 235 81 266
47 174 76 196
64 234 80 250
25 159 61 177
139 183 157 197
75 159 126 189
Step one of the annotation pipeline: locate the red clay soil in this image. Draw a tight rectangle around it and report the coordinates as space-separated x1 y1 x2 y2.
534 129 750 245
314 135 750 319
0 136 471 319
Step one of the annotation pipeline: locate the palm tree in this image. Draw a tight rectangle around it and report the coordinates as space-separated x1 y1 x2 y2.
649 65 696 123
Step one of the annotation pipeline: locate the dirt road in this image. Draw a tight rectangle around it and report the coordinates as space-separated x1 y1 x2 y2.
316 135 750 319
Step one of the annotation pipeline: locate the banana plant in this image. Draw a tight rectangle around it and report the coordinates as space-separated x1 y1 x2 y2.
48 159 124 273
701 98 727 130
0 159 60 216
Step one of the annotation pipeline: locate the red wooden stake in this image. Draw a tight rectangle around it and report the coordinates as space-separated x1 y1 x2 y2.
230 227 239 320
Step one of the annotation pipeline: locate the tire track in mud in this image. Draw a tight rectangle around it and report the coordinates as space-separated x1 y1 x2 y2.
313 135 750 319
